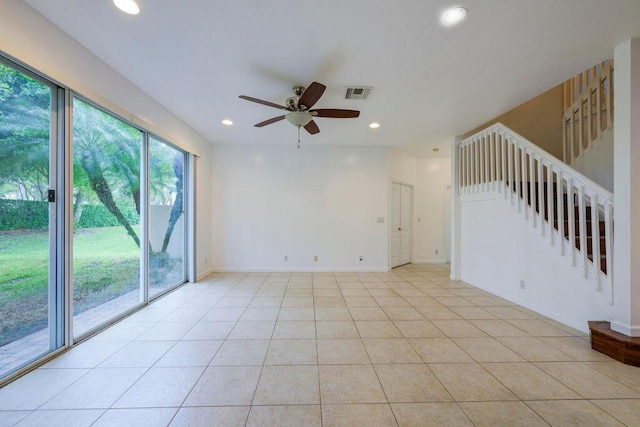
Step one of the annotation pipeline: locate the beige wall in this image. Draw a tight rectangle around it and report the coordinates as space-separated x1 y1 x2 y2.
463 84 564 159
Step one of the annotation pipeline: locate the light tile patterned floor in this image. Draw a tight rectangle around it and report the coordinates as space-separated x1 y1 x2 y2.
1 264 640 426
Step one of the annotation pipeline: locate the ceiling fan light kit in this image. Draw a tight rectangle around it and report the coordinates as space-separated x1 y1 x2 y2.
285 111 313 127
239 81 360 147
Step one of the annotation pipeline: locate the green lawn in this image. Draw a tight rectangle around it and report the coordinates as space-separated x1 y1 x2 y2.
0 226 139 346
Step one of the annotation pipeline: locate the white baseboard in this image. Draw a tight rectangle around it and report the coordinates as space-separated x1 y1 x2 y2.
196 268 215 281
610 321 640 338
412 258 448 264
208 266 390 273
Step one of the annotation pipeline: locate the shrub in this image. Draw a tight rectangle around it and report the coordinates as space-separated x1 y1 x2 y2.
0 199 139 230
0 199 48 230
77 204 139 228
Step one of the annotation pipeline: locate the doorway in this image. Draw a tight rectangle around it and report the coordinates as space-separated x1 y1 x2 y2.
390 182 412 268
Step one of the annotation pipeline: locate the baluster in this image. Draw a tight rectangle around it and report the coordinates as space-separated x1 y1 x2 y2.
563 115 568 163
592 194 601 290
606 65 613 129
500 134 508 199
457 144 465 194
467 143 472 195
529 152 535 226
514 142 521 211
490 131 496 191
475 138 480 193
521 146 527 216
557 171 565 255
470 141 475 193
484 133 489 191
596 74 603 139
578 100 584 159
578 186 588 278
508 138 514 205
465 142 470 193
567 177 576 266
480 135 485 192
588 83 593 148
570 110 575 163
604 202 613 304
547 164 554 246
538 158 545 236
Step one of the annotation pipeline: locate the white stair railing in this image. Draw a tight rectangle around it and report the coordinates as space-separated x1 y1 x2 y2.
458 123 614 301
563 60 614 165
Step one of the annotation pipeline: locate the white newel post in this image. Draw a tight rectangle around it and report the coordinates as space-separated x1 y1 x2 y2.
612 38 640 337
450 136 462 280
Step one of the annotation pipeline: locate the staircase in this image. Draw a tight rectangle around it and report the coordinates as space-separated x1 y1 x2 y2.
457 123 614 300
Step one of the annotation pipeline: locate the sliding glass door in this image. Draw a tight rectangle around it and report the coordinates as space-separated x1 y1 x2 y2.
0 61 62 378
0 54 193 384
149 137 186 298
72 98 143 338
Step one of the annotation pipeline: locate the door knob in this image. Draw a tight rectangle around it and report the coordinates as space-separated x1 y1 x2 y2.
398 227 402 231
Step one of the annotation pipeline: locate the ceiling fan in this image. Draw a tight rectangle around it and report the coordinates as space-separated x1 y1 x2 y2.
239 82 360 136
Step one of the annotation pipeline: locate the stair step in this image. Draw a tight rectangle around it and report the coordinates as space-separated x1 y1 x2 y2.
553 221 607 239
575 235 607 253
507 181 610 275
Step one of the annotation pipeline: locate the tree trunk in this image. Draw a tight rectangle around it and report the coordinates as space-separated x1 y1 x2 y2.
73 192 84 227
81 152 140 247
161 155 184 253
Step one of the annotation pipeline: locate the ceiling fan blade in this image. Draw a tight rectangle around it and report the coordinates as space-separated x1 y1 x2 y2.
255 115 286 127
239 95 289 111
312 109 360 118
298 82 326 109
304 120 320 135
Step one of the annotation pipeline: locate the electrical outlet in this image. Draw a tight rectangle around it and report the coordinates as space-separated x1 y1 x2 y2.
435 249 438 255
284 255 288 261
520 280 526 289
314 255 318 262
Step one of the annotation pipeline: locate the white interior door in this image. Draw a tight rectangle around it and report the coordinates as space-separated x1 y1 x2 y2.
391 182 411 268
390 183 400 267
400 184 411 265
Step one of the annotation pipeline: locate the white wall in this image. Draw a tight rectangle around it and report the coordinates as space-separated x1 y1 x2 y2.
572 129 614 192
0 0 213 278
414 158 451 263
459 193 613 332
211 144 389 271
388 148 417 185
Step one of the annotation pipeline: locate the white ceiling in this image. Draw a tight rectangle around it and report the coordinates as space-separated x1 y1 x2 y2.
24 0 640 157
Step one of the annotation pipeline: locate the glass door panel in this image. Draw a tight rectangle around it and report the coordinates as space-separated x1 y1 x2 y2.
0 62 59 379
149 137 186 298
72 98 142 338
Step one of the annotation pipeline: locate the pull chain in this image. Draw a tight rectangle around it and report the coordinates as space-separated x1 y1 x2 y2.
297 125 301 149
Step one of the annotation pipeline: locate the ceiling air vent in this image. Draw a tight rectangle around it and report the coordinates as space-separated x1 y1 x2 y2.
345 87 373 100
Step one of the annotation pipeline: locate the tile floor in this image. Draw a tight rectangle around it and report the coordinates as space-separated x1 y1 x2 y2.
1 264 640 426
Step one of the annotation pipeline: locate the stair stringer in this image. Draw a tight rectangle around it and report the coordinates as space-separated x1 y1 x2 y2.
459 191 613 333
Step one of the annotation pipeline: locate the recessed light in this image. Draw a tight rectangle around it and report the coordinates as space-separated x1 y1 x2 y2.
222 119 233 126
113 0 140 15
441 6 467 26
369 122 380 129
